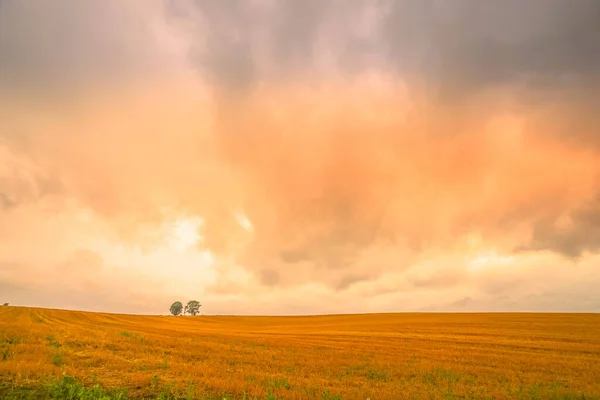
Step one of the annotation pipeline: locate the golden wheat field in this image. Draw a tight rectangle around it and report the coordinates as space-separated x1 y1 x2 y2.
0 306 599 399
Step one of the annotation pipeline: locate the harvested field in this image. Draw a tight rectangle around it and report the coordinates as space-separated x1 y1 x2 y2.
0 306 599 399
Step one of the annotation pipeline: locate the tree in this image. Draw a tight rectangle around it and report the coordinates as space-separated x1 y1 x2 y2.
2 303 8 306
184 300 201 316
169 301 183 316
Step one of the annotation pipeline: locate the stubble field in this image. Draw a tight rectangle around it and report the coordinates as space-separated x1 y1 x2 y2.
0 306 599 399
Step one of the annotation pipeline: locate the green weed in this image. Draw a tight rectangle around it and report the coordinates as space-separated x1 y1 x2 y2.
51 354 64 367
46 335 62 349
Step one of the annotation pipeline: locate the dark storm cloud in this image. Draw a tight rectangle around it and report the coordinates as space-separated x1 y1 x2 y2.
168 0 387 91
2 0 598 97
168 0 600 99
524 197 600 258
0 1 177 92
175 0 261 93
383 0 600 97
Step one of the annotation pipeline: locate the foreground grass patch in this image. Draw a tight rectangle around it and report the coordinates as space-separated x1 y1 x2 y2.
0 375 127 400
1 374 598 400
0 375 341 400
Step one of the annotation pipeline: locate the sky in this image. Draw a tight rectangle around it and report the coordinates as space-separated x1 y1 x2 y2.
1 0 599 315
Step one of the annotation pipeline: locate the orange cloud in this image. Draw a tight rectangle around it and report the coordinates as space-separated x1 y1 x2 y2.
2 77 599 309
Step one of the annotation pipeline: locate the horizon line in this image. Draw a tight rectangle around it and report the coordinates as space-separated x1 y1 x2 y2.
2 304 598 317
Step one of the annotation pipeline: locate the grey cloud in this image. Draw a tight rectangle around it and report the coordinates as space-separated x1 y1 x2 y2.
335 274 370 291
169 1 382 91
258 268 280 287
279 250 309 264
269 0 333 74
0 0 178 92
0 193 16 209
3 0 598 99
383 0 600 98
182 0 260 93
440 288 600 313
0 166 64 210
523 197 600 258
173 0 326 85
169 0 600 100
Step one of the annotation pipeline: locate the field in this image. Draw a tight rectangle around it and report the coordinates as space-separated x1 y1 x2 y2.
0 306 599 399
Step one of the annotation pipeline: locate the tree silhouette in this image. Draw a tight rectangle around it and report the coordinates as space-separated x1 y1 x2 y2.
185 300 201 316
169 301 183 316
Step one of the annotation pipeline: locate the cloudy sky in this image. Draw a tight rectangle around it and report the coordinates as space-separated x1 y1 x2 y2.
1 0 599 315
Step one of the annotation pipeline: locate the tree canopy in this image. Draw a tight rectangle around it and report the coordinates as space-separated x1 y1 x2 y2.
185 300 201 316
169 301 183 316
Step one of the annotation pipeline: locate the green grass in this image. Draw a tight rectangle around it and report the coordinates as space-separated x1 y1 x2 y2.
1 346 14 361
51 353 64 367
0 375 348 400
120 331 145 343
0 375 127 400
1 374 599 400
46 335 62 349
4 336 22 345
